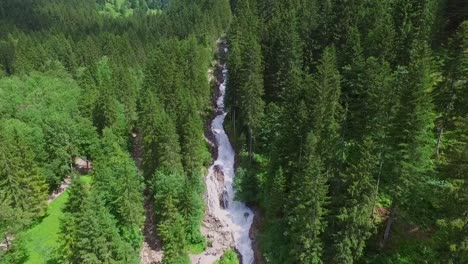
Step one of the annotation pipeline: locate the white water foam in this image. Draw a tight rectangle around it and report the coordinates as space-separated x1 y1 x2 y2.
203 64 255 264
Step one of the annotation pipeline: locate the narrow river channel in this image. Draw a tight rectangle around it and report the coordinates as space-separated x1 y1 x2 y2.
198 45 255 264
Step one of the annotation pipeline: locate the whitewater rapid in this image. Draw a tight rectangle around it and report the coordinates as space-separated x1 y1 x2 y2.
204 57 255 263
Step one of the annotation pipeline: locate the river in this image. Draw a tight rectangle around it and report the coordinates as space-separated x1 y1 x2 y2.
194 45 255 264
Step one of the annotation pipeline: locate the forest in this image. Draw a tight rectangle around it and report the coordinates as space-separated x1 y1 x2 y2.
226 0 467 263
0 0 466 264
0 0 231 263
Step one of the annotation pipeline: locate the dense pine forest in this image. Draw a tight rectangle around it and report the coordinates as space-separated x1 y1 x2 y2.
226 0 467 263
0 0 466 264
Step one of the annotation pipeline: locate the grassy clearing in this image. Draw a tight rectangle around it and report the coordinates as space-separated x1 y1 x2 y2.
22 176 91 264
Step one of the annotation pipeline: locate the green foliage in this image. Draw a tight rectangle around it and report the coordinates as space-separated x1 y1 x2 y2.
18 176 91 264
0 0 466 263
214 249 239 264
141 97 184 175
0 0 232 263
0 123 48 222
328 139 378 263
287 134 329 264
228 1 467 263
0 71 99 189
152 169 189 263
0 235 28 264
59 191 136 264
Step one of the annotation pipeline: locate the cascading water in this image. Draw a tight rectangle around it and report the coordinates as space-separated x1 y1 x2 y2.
196 46 255 264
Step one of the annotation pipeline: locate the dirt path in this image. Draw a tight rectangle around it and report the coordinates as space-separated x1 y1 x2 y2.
47 176 72 204
47 158 91 204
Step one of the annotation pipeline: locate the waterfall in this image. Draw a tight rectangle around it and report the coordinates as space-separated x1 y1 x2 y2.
203 48 255 264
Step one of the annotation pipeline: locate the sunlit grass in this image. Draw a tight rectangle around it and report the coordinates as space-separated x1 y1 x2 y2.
22 176 91 264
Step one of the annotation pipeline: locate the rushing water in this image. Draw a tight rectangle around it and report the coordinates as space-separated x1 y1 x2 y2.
204 55 255 264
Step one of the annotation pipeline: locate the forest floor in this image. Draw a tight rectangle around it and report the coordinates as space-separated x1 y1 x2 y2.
22 176 91 264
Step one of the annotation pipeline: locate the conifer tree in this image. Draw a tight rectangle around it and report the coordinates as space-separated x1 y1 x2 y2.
158 196 188 264
311 47 343 170
390 41 436 211
226 0 265 154
64 192 132 264
0 127 48 220
178 106 207 177
141 95 184 176
329 139 378 264
92 130 145 233
93 57 118 134
287 133 328 264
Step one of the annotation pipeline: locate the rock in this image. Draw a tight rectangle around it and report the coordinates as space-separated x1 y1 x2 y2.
220 187 229 209
249 206 266 264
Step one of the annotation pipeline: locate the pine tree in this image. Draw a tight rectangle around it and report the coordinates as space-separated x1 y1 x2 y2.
0 127 48 220
389 41 436 212
92 131 145 231
311 47 343 170
60 192 132 264
93 57 118 134
265 167 286 218
158 196 188 264
360 0 396 61
179 181 204 246
141 95 183 177
263 2 302 103
178 106 207 177
433 21 468 159
152 169 188 263
226 0 265 154
392 0 439 65
288 133 329 264
63 176 87 214
57 177 88 264
329 139 378 264
0 36 16 75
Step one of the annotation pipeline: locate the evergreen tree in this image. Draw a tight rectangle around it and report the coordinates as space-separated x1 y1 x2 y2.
158 197 188 264
287 133 328 264
0 127 48 220
93 57 118 135
310 47 343 173
389 42 436 210
178 105 208 177
62 192 133 264
329 139 378 264
226 0 265 154
92 129 145 232
141 95 184 176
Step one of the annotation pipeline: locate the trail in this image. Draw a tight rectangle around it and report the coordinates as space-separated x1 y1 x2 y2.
47 157 91 204
191 40 255 264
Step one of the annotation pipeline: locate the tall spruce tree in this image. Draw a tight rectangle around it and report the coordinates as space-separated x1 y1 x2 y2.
287 133 328 264
329 139 378 264
141 95 183 176
389 41 436 214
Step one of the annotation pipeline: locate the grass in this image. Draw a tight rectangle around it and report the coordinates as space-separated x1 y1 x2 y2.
22 176 91 264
